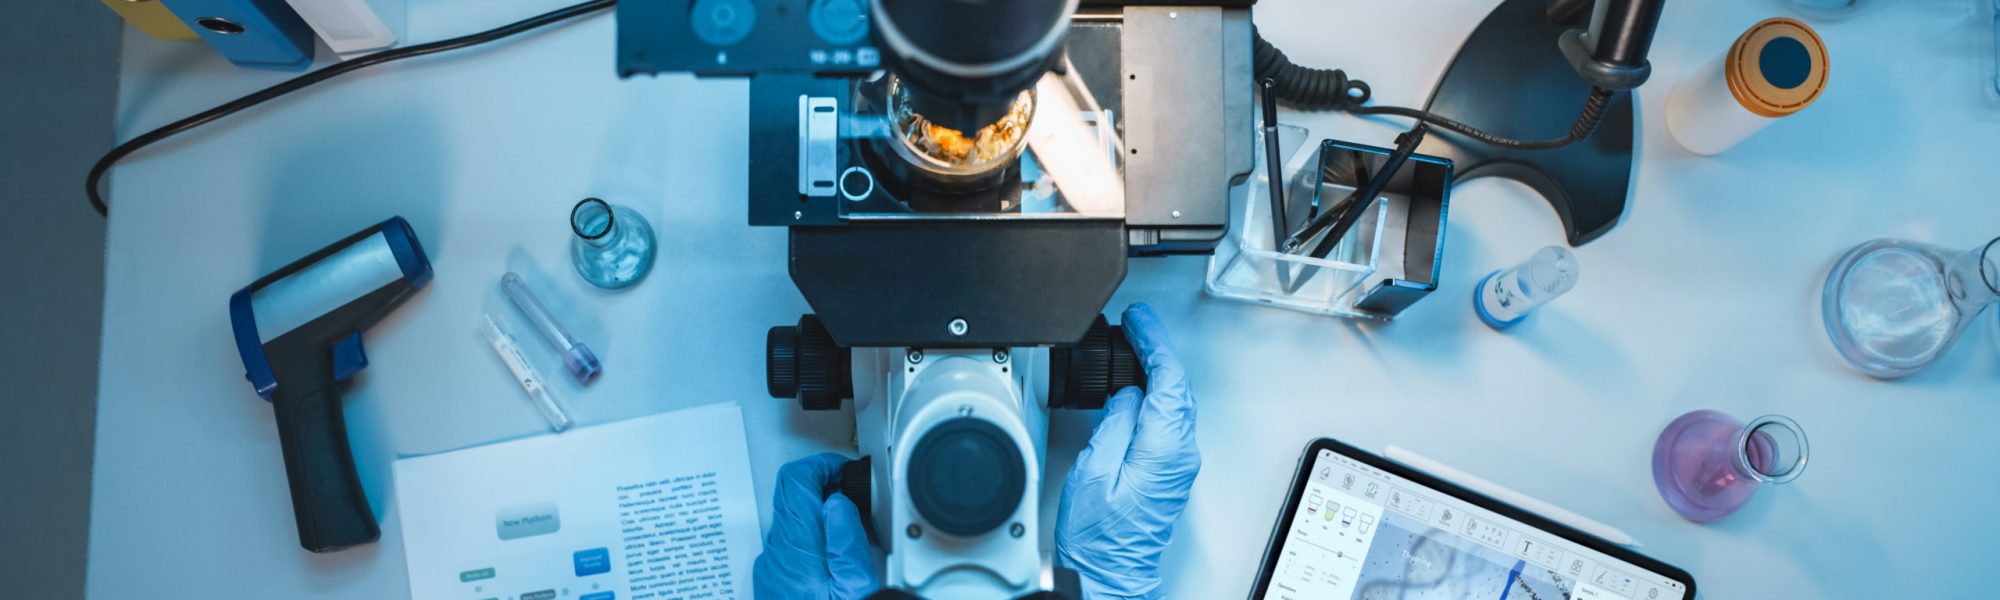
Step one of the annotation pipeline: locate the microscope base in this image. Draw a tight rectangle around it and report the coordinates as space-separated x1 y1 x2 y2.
1418 0 1637 246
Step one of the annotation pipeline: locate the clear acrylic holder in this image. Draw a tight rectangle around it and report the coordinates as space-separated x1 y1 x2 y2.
1205 126 1389 319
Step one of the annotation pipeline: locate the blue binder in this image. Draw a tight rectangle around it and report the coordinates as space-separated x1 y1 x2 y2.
159 0 316 71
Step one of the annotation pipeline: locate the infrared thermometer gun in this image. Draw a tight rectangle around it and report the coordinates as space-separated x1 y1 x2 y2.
229 217 432 552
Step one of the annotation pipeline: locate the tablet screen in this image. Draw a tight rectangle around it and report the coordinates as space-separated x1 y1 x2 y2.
1258 446 1691 600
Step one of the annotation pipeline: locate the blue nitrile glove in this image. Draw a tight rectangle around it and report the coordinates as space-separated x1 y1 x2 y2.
754 453 879 600
1055 303 1202 600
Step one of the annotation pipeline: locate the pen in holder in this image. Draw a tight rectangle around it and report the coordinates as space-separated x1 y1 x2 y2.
1281 125 1431 295
1207 132 1454 320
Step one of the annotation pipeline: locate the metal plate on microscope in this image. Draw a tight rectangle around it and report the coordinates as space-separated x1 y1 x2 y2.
1118 7 1249 251
1065 14 1123 113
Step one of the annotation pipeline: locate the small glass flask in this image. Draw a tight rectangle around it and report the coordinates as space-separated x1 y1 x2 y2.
1653 411 1808 523
1822 236 1999 379
569 198 656 290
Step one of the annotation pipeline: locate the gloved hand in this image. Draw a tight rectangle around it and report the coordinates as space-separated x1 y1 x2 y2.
1055 303 1201 600
753 453 879 600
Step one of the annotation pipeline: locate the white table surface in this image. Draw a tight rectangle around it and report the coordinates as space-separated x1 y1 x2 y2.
90 0 2000 597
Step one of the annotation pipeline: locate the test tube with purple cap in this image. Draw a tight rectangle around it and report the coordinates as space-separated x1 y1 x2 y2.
502 272 601 384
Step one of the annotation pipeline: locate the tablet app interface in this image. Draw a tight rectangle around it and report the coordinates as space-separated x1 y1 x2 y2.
1261 450 1688 600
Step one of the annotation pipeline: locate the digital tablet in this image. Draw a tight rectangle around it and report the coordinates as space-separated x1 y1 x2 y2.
1250 438 1696 600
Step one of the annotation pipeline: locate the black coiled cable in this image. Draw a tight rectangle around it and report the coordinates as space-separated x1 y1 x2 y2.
1251 30 1373 111
1252 29 1612 151
84 0 615 217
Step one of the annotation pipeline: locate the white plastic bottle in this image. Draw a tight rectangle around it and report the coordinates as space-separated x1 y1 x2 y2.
1666 18 1829 156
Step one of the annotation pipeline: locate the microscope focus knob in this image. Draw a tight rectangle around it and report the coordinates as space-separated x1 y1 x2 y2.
766 326 799 398
765 315 852 410
837 456 874 541
1047 315 1146 410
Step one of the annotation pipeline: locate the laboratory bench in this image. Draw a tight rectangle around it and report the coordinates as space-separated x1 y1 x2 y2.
89 0 2000 597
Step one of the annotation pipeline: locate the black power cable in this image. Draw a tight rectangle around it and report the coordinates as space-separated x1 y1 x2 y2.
1252 30 1614 151
85 0 616 218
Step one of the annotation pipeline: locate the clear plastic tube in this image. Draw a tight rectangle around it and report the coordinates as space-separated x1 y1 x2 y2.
480 315 572 432
1475 246 1580 329
502 272 601 384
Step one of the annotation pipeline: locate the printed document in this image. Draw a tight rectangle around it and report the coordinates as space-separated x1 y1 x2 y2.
395 402 761 600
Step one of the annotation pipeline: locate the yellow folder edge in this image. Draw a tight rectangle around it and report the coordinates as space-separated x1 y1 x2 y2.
99 0 200 41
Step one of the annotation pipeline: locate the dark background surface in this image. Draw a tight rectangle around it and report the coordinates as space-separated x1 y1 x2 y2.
0 0 119 597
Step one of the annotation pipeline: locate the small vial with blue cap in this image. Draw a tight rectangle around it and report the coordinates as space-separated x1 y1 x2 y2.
1475 246 1579 329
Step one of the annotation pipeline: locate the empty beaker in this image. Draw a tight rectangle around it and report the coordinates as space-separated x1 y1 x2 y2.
1822 236 2000 379
570 198 657 290
1652 411 1808 523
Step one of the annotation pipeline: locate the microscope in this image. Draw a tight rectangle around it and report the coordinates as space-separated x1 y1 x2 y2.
619 0 1256 597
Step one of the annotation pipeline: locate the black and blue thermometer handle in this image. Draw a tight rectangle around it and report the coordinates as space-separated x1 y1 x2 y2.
229 217 431 552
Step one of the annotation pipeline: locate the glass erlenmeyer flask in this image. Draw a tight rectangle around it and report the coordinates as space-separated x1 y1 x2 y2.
1653 411 1808 523
570 197 657 290
1822 236 2000 379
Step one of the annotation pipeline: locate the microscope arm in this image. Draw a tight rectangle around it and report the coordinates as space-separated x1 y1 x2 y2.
1555 0 1669 92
